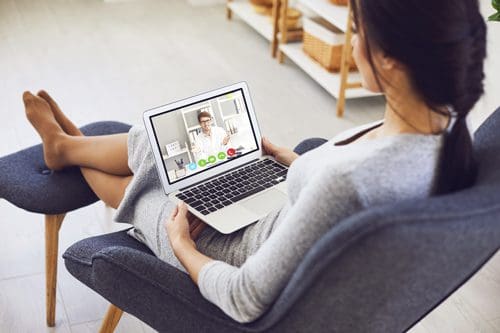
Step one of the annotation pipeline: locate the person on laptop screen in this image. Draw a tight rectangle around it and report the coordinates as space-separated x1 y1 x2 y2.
191 111 230 161
19 0 485 325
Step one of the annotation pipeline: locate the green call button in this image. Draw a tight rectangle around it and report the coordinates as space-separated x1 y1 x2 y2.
218 152 226 160
208 155 216 163
198 159 207 167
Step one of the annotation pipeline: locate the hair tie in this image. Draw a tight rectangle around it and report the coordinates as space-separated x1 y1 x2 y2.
445 107 466 134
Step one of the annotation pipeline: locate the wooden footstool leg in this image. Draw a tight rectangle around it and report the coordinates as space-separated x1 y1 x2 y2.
99 304 124 333
45 213 65 327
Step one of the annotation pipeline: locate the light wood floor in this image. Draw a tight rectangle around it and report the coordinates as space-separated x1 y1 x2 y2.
0 0 499 332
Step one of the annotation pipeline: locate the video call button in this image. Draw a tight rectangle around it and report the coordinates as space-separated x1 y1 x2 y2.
198 159 207 167
227 148 236 157
208 155 216 163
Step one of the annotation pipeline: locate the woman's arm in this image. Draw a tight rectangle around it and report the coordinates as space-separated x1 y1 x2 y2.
166 168 365 323
165 203 211 284
172 241 212 284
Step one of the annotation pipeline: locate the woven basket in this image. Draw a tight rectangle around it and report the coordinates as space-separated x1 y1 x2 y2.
249 0 273 6
251 3 273 15
303 32 356 72
329 0 348 6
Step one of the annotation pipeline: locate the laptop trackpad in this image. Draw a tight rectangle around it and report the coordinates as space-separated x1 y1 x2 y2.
239 189 287 215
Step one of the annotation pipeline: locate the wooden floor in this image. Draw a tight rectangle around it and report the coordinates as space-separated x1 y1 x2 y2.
0 0 498 332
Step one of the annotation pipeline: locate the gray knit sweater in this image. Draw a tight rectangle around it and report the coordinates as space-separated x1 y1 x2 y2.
114 122 443 324
197 128 443 323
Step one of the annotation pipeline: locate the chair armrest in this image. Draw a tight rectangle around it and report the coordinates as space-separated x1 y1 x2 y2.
89 246 249 332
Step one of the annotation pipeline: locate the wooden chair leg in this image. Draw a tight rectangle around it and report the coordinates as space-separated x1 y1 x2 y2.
336 1 354 118
271 0 281 58
45 213 65 327
99 304 124 333
277 0 288 64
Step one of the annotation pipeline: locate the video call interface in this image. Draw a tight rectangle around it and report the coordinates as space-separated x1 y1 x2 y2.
150 89 259 184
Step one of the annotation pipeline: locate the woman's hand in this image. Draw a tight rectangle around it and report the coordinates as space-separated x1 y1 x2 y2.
165 202 213 284
262 137 299 167
165 202 206 254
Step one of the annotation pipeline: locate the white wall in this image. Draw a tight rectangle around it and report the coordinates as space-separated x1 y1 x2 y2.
470 2 500 130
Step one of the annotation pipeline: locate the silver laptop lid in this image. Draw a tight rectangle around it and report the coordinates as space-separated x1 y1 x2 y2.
143 82 263 194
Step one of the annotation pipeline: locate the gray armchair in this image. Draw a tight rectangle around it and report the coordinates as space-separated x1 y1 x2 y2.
63 108 500 332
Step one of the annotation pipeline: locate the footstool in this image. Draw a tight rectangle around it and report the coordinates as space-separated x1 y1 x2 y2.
0 121 131 327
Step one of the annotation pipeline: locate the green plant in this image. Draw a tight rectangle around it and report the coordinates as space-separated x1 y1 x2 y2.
491 0 500 21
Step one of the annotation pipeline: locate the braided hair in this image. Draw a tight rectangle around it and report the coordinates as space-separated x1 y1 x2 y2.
350 0 487 194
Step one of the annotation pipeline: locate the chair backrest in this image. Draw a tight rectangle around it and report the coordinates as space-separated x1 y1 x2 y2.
249 108 500 332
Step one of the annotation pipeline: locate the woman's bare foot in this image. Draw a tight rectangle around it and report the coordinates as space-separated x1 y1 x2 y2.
23 91 69 170
37 90 83 137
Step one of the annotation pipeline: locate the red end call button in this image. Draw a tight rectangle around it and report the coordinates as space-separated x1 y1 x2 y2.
227 148 236 156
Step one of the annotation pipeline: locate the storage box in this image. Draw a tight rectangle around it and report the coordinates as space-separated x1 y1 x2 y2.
302 16 357 72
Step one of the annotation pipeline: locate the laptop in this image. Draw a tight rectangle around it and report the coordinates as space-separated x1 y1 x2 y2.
143 82 288 234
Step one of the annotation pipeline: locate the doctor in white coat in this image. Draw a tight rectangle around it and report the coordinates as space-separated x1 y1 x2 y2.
191 111 230 161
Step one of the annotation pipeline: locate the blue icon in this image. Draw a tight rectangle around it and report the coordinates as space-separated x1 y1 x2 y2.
188 163 197 170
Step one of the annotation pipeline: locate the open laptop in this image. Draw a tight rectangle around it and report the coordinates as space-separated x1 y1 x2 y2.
143 82 288 234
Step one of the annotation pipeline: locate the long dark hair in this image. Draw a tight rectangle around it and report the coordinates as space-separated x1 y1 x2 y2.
350 0 487 194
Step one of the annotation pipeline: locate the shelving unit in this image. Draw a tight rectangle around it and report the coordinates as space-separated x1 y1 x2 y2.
278 0 378 116
298 0 349 32
227 1 275 41
226 0 302 57
279 43 378 99
226 0 378 117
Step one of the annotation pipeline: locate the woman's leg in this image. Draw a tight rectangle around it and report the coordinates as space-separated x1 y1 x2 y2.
24 91 132 208
81 169 133 209
59 134 132 176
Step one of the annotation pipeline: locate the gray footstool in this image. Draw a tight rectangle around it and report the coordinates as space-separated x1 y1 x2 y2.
0 121 131 327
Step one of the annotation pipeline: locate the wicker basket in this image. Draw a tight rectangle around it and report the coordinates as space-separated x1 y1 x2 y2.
329 0 348 6
250 0 273 15
250 0 273 6
251 4 272 15
302 17 356 72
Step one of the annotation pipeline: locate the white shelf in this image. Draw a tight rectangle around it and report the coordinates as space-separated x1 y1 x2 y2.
298 0 349 32
228 1 274 41
279 43 379 99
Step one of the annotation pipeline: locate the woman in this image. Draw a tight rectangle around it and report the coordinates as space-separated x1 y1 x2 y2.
22 0 486 323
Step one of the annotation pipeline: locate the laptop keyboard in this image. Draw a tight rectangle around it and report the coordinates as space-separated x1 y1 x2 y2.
175 159 288 215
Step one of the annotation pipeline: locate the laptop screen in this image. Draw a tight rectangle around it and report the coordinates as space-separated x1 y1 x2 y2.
149 88 259 185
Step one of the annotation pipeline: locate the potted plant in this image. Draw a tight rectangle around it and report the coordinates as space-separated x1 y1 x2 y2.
491 0 500 21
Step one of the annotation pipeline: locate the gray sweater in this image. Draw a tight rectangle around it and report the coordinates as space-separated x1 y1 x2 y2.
197 127 443 323
114 122 443 324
